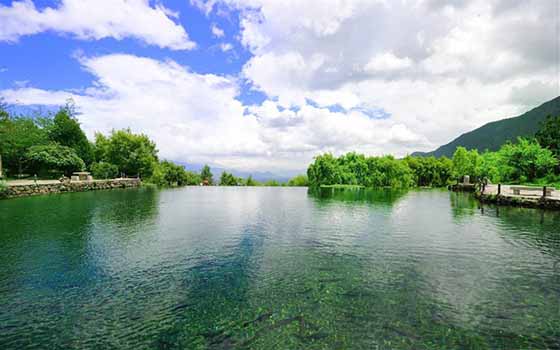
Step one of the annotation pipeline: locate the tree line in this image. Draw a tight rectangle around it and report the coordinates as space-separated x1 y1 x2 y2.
0 101 308 187
307 115 560 188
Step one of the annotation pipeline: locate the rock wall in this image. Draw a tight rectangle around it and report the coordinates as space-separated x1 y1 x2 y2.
1 179 141 199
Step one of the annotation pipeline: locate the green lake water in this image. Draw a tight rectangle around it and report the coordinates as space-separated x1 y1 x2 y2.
1 187 559 349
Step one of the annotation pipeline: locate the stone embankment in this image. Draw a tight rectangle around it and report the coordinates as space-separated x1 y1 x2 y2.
1 179 141 199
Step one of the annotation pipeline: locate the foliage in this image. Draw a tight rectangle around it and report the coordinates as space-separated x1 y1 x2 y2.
452 147 481 181
498 138 558 182
150 161 200 187
244 175 259 186
200 165 213 185
0 180 7 198
479 151 503 183
307 153 342 186
91 162 119 179
288 174 308 187
264 179 281 187
0 114 49 176
308 153 415 189
403 156 453 187
219 171 241 186
47 101 94 166
535 115 560 158
96 129 158 178
25 144 85 176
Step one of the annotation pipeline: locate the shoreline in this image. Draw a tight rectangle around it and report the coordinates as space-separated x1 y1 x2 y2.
475 192 560 210
1 178 141 199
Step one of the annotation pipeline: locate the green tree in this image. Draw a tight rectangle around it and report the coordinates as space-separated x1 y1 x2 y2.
91 162 119 179
535 115 560 169
48 102 94 166
25 144 85 177
219 171 239 186
245 175 259 186
288 174 308 186
307 153 341 186
99 129 158 178
452 147 481 181
264 179 280 187
200 165 213 185
0 115 49 176
150 160 191 186
498 138 558 182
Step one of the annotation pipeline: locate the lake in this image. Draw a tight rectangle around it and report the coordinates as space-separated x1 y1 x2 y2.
1 187 559 349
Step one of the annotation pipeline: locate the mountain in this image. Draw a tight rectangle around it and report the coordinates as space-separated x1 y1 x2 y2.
413 96 560 158
177 162 294 183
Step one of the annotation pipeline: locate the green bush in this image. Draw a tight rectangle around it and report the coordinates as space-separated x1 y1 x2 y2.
0 181 8 198
288 174 308 186
25 144 85 177
91 162 119 179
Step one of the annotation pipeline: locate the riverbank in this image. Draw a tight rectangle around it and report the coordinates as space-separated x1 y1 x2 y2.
0 178 141 199
475 184 560 210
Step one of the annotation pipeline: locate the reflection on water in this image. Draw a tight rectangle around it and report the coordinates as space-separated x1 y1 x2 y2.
0 187 559 349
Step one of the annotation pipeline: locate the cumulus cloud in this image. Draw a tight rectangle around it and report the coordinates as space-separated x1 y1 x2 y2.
2 0 558 173
205 0 558 148
219 42 233 52
0 0 195 50
1 53 430 172
211 23 225 38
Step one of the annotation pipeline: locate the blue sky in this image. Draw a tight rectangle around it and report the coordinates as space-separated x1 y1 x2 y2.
0 0 557 174
0 0 265 103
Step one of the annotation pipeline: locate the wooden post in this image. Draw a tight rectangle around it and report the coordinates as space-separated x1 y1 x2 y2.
498 184 501 195
543 186 547 199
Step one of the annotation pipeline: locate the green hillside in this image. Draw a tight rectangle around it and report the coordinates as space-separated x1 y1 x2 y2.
413 96 560 158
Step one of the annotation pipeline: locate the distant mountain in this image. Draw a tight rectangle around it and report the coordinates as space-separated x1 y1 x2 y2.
413 96 560 158
176 162 294 183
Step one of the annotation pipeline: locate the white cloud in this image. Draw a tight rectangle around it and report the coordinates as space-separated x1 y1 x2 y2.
219 42 233 52
207 0 558 150
2 0 558 173
364 52 413 73
211 23 225 38
0 0 195 50
1 53 431 173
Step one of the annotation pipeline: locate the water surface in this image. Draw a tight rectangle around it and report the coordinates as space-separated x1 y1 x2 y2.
1 187 559 349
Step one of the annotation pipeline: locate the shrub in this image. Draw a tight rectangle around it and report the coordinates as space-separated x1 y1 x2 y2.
25 144 85 177
0 181 8 198
91 162 119 179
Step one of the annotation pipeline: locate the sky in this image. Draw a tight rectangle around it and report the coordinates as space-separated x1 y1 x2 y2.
0 0 559 175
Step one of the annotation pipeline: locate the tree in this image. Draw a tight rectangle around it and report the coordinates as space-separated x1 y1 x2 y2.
99 129 158 178
150 160 193 186
264 179 280 187
307 153 341 186
498 138 558 182
91 162 119 179
452 147 481 181
0 101 8 178
245 175 259 186
25 144 85 177
219 171 239 186
200 165 213 185
0 115 49 176
48 102 94 166
288 174 308 186
536 115 560 168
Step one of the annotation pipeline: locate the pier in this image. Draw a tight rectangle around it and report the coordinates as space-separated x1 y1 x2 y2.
477 184 560 210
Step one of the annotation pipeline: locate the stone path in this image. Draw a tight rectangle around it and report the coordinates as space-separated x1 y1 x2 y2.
482 184 560 200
